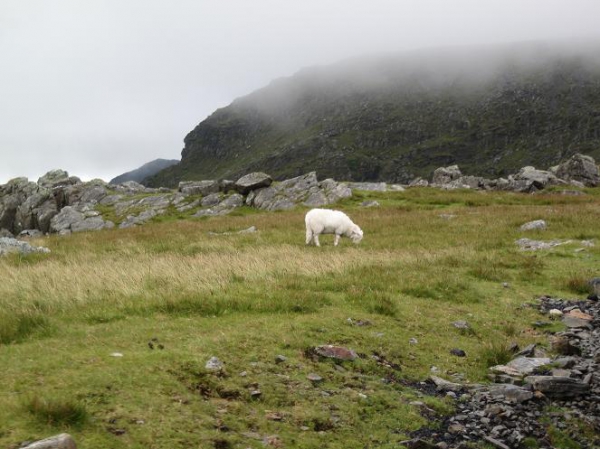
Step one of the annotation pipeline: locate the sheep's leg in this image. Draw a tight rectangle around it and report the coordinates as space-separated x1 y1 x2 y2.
305 228 313 245
313 234 321 247
334 234 341 246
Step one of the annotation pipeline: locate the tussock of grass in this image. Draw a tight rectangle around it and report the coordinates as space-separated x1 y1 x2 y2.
481 342 514 367
24 396 88 427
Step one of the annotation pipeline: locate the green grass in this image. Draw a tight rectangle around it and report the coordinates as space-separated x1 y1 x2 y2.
1 188 599 448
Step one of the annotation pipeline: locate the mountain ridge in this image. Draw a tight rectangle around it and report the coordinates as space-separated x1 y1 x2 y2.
111 158 178 185
145 41 600 187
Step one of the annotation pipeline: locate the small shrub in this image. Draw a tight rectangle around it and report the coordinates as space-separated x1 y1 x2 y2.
25 396 88 427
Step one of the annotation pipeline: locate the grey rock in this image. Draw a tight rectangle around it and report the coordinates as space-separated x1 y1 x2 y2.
19 229 44 238
119 209 160 228
486 384 534 403
20 433 77 449
432 165 462 185
218 179 235 192
409 177 429 187
179 180 219 196
219 193 244 208
37 169 71 188
234 172 273 195
0 237 50 256
361 200 380 208
49 206 85 233
71 216 114 233
556 153 599 187
137 195 172 209
249 172 349 211
205 356 223 371
452 320 470 330
347 182 387 192
314 345 358 361
524 376 590 399
319 178 352 204
99 194 124 206
79 185 107 204
117 180 147 192
429 376 464 392
307 373 323 383
0 228 14 238
515 238 566 251
514 166 559 189
201 192 222 207
519 220 547 231
490 357 551 378
483 436 510 449
35 200 59 234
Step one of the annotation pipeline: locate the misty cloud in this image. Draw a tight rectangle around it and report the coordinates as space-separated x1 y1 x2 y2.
1 0 600 183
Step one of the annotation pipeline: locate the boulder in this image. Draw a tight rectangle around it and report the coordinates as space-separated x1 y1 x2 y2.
178 180 219 196
524 376 590 399
346 182 388 192
20 433 77 449
519 220 547 231
555 153 599 187
201 193 222 207
234 172 273 195
37 169 71 188
71 216 114 233
314 345 358 361
514 166 559 189
409 177 429 187
432 165 462 185
320 178 352 203
49 206 85 234
79 185 108 204
0 237 50 256
248 172 349 211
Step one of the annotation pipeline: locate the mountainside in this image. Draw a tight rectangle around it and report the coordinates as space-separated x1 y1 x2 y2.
146 41 600 187
110 158 178 185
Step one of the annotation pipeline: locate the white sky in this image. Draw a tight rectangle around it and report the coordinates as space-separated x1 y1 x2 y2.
1 0 600 183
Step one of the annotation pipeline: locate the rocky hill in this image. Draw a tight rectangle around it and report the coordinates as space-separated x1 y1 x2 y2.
145 41 600 188
110 158 178 184
1 154 598 240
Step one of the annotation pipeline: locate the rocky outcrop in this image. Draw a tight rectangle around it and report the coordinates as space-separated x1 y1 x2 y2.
556 153 600 187
429 154 599 193
410 295 600 449
246 172 351 211
432 165 462 185
234 172 273 195
1 153 597 237
0 237 50 256
0 169 353 236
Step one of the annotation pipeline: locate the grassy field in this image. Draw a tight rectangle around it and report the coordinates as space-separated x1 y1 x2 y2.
1 187 599 448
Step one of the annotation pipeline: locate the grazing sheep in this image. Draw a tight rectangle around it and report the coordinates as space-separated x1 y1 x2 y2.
305 208 363 247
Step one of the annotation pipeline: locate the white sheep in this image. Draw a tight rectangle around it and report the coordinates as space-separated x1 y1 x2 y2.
305 208 363 247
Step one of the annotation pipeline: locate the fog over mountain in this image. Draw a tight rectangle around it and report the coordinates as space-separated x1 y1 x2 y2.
2 1 600 184
146 40 600 186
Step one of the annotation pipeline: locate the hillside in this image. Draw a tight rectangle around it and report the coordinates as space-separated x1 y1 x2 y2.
110 158 178 185
146 41 600 187
2 188 600 448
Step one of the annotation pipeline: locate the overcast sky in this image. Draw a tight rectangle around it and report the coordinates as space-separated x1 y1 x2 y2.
2 0 600 184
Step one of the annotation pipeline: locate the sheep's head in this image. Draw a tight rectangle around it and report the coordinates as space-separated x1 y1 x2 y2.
350 225 363 244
